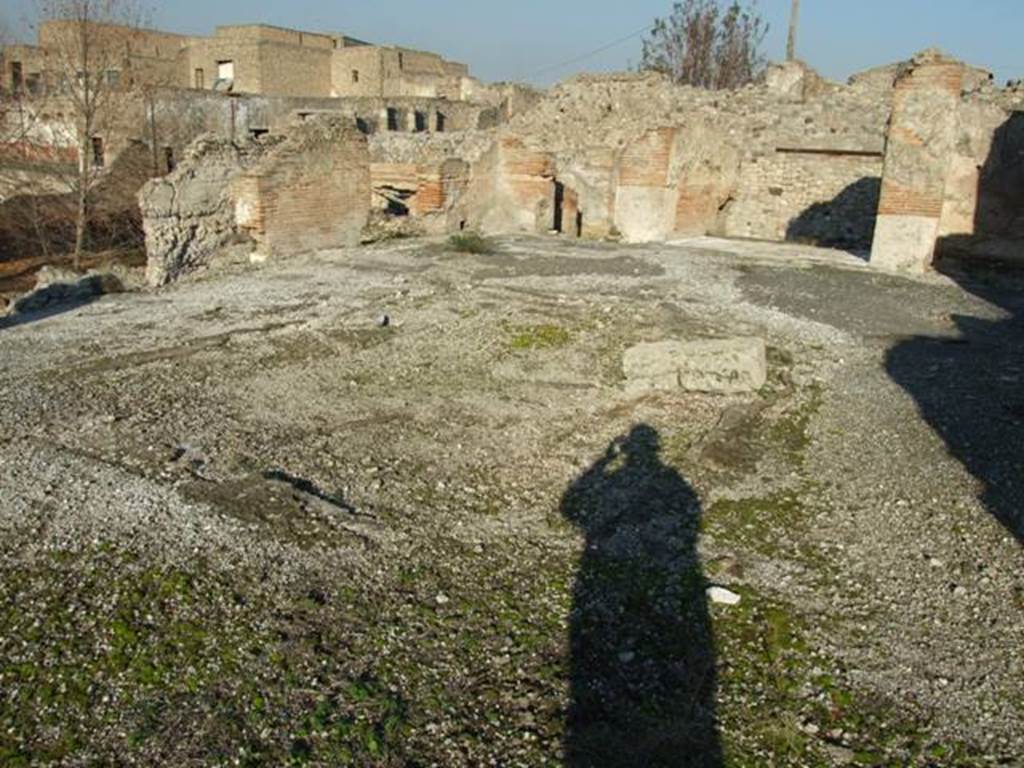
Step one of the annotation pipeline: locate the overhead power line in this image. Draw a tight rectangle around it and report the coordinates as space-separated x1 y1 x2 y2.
524 23 655 81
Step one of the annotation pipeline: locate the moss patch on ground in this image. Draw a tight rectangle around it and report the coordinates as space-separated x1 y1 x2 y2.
506 323 573 351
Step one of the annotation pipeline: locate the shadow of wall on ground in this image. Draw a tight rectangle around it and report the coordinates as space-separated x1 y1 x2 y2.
0 272 124 331
560 425 722 768
785 176 881 255
886 112 1024 543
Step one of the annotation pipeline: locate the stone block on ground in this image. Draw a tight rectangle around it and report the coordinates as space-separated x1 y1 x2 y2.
623 337 767 394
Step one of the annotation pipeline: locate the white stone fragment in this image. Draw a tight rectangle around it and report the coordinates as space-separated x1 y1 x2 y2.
707 586 742 606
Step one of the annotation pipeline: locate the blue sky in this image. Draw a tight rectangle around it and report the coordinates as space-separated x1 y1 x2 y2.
5 1 1022 86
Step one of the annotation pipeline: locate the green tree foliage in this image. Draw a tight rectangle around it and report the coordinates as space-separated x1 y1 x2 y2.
641 1 769 89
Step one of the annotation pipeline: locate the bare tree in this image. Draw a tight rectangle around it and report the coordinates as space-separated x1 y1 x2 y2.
640 0 768 90
28 0 148 268
787 0 800 61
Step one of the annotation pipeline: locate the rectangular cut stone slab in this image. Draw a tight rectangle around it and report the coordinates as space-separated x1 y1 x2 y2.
623 337 767 394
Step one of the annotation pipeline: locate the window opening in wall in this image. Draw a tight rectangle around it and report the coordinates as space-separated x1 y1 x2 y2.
414 111 427 132
25 73 42 95
398 52 404 69
355 117 371 135
378 186 412 216
164 146 175 173
386 107 400 131
194 68 204 89
436 112 446 132
214 60 234 92
249 128 269 140
11 62 23 94
575 210 583 238
91 137 105 167
106 70 120 88
352 69 360 83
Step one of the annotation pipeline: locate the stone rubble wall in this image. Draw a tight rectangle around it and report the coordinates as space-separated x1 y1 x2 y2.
141 50 1024 278
140 115 370 284
139 137 267 286
367 63 898 245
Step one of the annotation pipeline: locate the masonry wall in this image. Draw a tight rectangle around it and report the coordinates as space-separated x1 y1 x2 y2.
721 151 883 248
234 117 370 256
330 46 466 99
181 36 333 97
331 48 383 97
870 55 966 272
478 137 555 234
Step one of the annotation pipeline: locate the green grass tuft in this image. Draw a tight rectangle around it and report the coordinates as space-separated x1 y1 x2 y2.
448 232 495 254
507 324 572 350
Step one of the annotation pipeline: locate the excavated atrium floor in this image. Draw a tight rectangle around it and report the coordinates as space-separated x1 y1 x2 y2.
1 235 1022 766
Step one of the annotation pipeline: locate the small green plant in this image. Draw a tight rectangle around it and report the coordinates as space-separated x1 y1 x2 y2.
507 324 571 350
448 231 494 254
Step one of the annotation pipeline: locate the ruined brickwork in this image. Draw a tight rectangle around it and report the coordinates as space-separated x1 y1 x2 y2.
361 66 892 247
363 52 1020 274
867 51 1024 271
233 117 369 256
140 115 369 284
870 52 967 271
139 137 263 286
9 16 1023 282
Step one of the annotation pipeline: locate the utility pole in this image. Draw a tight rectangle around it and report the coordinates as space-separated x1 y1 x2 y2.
787 0 800 61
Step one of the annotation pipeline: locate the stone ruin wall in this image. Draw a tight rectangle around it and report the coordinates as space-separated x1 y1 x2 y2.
364 65 897 249
233 117 370 258
137 51 1024 284
871 51 1024 271
140 115 369 285
368 55 1021 272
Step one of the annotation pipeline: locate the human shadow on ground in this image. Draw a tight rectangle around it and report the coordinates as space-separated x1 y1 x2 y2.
560 425 722 767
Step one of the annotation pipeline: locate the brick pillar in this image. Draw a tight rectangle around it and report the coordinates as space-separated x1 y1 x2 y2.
869 52 965 272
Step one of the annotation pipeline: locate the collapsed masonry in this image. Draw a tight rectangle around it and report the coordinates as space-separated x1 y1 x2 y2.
140 116 368 285
140 51 1024 283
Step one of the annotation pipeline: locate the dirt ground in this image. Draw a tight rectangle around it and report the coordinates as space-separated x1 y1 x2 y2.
1 235 1022 767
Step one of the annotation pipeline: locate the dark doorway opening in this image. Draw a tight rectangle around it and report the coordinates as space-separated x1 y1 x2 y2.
91 137 105 168
11 62 23 94
164 146 175 173
386 108 400 132
436 112 446 132
414 111 427 132
387 198 410 216
553 180 582 237
554 181 565 233
378 186 413 217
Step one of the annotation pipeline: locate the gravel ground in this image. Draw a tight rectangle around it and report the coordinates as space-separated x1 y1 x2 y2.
0 235 1021 767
